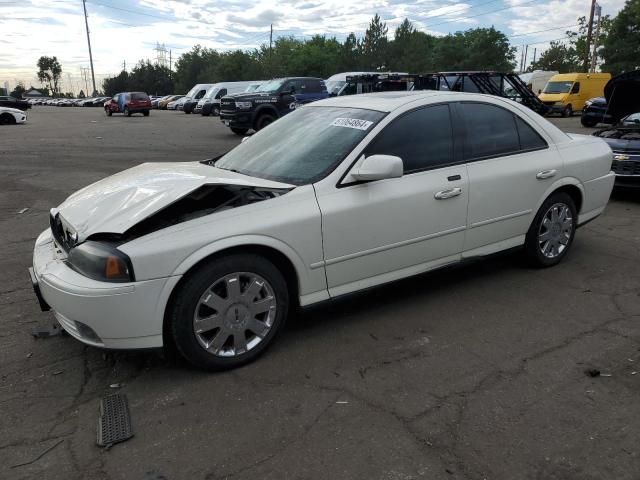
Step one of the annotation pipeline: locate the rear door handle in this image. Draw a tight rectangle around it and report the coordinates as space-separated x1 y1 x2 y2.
434 187 462 200
536 169 557 180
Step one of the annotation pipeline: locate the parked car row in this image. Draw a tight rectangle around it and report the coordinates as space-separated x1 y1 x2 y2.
28 97 111 107
0 95 30 111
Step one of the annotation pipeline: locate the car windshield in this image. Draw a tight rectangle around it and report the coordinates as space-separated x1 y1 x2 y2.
544 81 573 94
258 79 286 94
213 106 386 185
204 87 220 99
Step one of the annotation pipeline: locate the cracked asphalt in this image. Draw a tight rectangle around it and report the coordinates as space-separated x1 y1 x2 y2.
1 107 639 480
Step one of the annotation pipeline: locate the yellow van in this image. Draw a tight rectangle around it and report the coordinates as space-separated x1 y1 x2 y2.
538 72 611 117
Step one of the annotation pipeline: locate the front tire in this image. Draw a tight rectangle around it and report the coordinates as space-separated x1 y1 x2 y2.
231 127 248 136
124 107 131 117
561 105 573 118
105 108 112 117
255 113 276 131
581 117 597 128
525 192 577 268
169 254 289 370
0 113 16 125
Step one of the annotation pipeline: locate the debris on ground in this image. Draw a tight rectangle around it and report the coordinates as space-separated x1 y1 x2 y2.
585 369 601 377
26 352 33 358
110 383 123 389
97 393 134 448
31 324 64 339
17 207 29 214
52 370 64 376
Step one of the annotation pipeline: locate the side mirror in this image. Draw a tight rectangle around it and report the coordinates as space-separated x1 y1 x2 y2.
349 155 403 182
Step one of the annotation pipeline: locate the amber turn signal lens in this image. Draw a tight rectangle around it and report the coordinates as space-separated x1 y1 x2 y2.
105 255 124 279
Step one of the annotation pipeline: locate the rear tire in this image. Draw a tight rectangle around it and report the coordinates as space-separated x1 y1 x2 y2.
524 192 577 268
143 110 150 117
231 127 248 135
0 113 15 125
581 117 597 128
169 254 289 370
124 107 131 117
255 114 276 131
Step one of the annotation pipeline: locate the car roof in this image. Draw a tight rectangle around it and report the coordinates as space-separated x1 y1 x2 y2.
308 91 470 112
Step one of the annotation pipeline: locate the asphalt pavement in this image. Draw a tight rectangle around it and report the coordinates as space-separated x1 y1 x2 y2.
1 107 639 480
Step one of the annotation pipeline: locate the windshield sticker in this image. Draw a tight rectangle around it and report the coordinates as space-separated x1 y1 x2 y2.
331 118 374 130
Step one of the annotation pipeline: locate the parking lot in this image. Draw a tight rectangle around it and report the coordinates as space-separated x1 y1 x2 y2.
1 106 639 480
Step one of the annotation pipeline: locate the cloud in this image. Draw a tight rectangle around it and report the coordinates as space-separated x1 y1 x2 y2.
0 0 628 91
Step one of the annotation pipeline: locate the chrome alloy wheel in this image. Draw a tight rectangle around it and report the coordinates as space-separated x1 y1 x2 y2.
193 272 277 357
538 203 573 259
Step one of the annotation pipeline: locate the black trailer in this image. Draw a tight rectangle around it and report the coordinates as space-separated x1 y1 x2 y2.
342 71 549 115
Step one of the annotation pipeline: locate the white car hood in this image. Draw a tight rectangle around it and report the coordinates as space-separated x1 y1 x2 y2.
56 161 294 240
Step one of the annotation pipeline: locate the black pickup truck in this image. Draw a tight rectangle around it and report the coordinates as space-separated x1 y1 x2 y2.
219 77 328 135
0 96 30 111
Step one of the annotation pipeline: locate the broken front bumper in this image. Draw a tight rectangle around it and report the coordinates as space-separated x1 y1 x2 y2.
30 229 178 349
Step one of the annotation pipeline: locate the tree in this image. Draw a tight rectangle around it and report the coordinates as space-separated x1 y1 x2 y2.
601 0 640 74
173 45 219 93
432 28 516 71
37 56 62 95
529 40 581 73
360 14 389 70
102 70 129 96
10 82 26 98
78 90 86 98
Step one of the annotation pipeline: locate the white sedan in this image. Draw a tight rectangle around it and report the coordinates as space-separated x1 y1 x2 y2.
0 106 27 125
30 91 615 370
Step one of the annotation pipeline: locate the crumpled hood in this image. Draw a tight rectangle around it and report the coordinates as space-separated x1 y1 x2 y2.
56 161 294 241
605 70 640 120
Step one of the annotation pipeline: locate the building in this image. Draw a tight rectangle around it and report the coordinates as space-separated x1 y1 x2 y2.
24 88 44 98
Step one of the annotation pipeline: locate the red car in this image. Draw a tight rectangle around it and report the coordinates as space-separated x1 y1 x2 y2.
104 92 151 117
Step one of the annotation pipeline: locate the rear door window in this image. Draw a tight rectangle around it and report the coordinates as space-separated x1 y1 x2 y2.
458 103 520 160
305 79 323 93
515 116 548 150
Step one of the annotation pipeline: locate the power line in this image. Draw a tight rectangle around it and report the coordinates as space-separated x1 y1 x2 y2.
423 0 538 29
508 24 578 38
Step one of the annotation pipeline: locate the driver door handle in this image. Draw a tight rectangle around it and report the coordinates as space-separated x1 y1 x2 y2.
536 169 557 180
434 187 462 200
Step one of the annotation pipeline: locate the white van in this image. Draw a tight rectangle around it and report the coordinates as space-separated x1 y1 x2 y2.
195 81 264 116
519 70 558 95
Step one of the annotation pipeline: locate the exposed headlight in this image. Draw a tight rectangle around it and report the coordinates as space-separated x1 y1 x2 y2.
585 100 593 107
67 241 135 283
235 101 253 109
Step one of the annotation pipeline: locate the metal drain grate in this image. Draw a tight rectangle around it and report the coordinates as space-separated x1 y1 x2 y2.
97 393 134 447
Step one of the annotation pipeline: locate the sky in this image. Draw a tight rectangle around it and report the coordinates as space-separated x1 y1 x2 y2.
0 0 628 94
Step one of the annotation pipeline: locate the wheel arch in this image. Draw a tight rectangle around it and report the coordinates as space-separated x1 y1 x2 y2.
532 178 584 219
161 238 304 347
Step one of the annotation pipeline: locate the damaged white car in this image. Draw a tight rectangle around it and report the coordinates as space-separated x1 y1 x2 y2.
30 92 615 370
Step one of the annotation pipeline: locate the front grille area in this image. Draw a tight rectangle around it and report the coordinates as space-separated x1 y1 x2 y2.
612 159 640 176
542 101 557 106
220 97 236 113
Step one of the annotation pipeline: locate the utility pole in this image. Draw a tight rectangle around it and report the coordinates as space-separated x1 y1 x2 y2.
169 50 172 77
519 45 525 73
590 3 602 73
523 45 529 72
82 0 97 96
269 24 273 78
123 60 126 72
584 0 596 72
532 47 537 66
